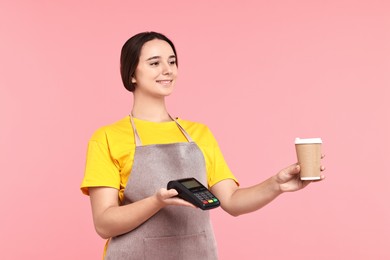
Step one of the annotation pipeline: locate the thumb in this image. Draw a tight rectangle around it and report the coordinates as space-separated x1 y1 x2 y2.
284 164 300 175
157 188 178 200
291 164 300 175
278 164 300 182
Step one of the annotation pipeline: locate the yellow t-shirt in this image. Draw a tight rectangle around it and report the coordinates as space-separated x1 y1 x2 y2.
81 116 237 201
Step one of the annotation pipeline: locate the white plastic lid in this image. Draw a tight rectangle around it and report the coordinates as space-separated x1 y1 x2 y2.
295 137 322 144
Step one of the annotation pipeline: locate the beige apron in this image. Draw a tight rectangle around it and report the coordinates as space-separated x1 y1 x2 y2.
105 116 218 260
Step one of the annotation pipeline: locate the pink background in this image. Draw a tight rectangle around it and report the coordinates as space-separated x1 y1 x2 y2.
1 1 389 259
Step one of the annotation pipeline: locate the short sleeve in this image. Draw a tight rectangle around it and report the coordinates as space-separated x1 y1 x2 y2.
201 127 239 188
80 130 121 195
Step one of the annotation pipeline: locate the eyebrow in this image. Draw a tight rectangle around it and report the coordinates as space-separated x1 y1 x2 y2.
146 55 176 61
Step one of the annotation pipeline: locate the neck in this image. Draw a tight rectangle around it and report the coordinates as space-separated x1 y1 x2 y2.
131 94 171 122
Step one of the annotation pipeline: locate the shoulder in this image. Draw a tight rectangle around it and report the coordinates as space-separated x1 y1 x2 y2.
89 116 132 143
177 118 217 145
177 118 211 134
177 118 208 130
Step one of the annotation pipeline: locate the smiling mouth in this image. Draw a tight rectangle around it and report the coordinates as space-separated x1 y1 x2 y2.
156 80 173 85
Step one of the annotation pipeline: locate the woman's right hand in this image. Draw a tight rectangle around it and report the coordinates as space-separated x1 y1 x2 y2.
89 187 196 239
154 188 197 208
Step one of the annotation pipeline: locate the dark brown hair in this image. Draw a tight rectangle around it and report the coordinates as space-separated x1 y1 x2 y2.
120 31 178 92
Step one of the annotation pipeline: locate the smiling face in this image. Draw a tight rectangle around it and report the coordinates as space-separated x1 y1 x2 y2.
132 39 178 98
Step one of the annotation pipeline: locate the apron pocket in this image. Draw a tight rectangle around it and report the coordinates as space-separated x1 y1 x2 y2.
144 231 214 260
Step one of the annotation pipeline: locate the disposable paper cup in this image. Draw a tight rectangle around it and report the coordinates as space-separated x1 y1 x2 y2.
295 138 322 180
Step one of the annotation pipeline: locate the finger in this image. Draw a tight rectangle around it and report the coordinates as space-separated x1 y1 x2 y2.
157 188 178 200
281 164 300 178
166 197 197 208
277 164 300 183
320 165 326 171
166 188 179 196
321 154 326 159
290 164 300 175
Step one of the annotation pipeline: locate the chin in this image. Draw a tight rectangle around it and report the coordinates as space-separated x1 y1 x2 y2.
159 86 175 96
162 90 174 97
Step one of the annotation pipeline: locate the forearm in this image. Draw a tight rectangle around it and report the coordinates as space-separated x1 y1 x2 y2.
213 164 321 217
94 195 163 239
222 176 283 216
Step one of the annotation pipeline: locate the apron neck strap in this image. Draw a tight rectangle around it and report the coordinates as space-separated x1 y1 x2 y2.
129 115 194 146
129 115 142 146
170 115 194 143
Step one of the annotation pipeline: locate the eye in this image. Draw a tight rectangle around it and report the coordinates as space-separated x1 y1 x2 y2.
169 60 176 65
150 61 159 66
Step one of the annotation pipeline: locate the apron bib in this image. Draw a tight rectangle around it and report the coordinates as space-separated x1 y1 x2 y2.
105 116 218 260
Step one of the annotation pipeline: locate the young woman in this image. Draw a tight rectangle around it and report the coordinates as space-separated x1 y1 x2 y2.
81 32 325 260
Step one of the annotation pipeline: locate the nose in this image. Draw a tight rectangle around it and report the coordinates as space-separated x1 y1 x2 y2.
162 62 172 75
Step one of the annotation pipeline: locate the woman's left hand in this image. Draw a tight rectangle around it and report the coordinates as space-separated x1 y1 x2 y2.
275 156 326 192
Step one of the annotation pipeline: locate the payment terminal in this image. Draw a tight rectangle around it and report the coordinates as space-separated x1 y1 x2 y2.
167 178 220 210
